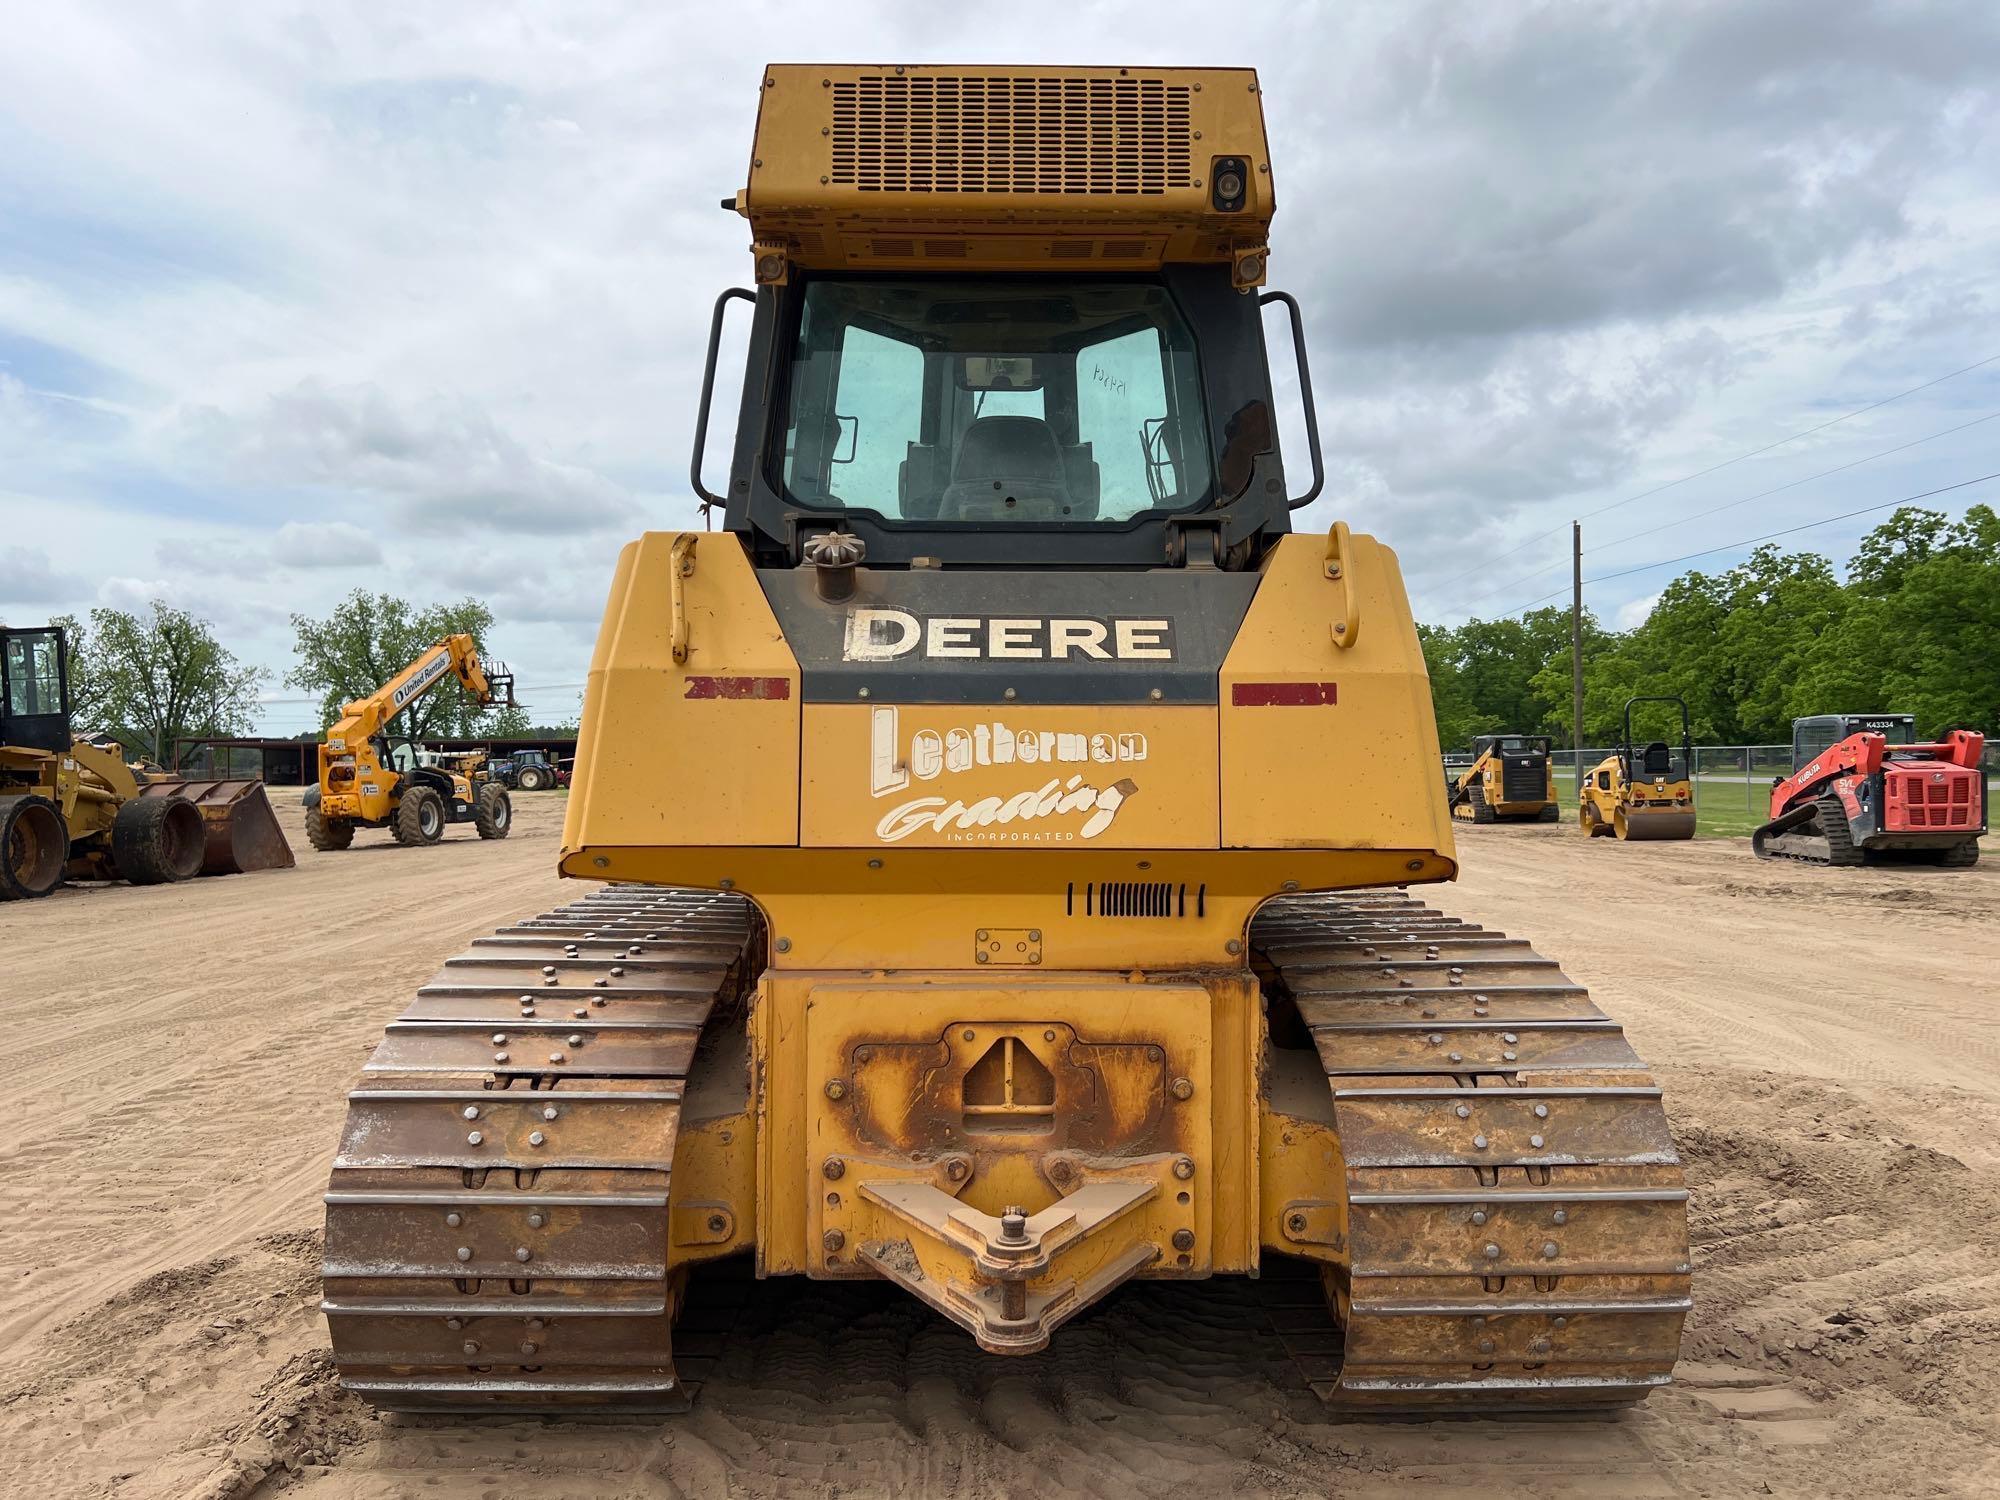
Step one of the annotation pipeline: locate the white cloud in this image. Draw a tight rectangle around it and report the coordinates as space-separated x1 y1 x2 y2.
165 381 644 538
95 575 175 613
271 519 385 568
1616 592 1662 630
1 0 1997 713
0 544 84 609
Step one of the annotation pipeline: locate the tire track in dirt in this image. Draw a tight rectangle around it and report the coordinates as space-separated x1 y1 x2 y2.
3 804 1998 1497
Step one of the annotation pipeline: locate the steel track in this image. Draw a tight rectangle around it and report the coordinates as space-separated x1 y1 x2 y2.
322 886 755 1414
324 884 1688 1418
1250 890 1692 1413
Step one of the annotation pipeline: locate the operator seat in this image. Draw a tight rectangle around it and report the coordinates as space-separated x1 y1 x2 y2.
937 415 1073 521
1640 741 1673 776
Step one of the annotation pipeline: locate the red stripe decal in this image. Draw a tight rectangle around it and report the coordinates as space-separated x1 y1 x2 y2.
1232 682 1338 707
684 675 792 700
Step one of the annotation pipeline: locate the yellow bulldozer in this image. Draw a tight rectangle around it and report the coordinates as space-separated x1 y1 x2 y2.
322 64 1690 1418
0 624 293 900
1579 696 1697 841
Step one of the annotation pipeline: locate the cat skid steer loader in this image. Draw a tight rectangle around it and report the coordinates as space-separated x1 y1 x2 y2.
1449 734 1561 823
322 64 1690 1419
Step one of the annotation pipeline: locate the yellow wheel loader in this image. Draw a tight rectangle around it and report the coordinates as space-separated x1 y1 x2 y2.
303 636 517 850
0 624 294 900
1448 734 1561 823
1579 697 1697 841
322 65 1690 1417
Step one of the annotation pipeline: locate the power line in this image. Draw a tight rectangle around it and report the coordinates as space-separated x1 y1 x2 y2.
1594 409 2000 554
1429 348 2000 595
1490 470 2000 618
1450 404 2000 613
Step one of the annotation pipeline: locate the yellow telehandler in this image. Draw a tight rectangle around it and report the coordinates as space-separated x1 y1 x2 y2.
0 624 294 899
302 635 517 850
322 64 1690 1418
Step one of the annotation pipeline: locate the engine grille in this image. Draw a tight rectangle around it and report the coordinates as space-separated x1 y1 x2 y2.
1886 767 1981 829
1501 758 1548 803
1068 881 1203 918
830 74 1196 195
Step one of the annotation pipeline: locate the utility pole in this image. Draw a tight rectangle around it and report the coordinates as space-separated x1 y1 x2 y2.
1571 521 1585 774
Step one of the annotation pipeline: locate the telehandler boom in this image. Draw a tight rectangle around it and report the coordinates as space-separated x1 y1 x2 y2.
303 635 517 850
324 64 1690 1418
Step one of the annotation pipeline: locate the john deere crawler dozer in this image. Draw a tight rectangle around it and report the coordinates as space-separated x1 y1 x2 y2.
323 65 1690 1416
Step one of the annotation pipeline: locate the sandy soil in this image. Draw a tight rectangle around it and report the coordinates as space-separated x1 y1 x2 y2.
2 792 1996 1500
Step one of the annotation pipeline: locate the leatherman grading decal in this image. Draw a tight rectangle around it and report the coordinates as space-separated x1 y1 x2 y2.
869 705 1143 843
843 609 1175 662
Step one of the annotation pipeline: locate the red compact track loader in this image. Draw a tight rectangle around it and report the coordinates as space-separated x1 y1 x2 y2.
1753 713 1986 867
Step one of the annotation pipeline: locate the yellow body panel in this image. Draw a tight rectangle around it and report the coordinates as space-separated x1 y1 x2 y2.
752 971 1261 1286
1220 532 1456 859
562 527 1456 967
562 533 802 856
0 738 134 841
742 64 1274 282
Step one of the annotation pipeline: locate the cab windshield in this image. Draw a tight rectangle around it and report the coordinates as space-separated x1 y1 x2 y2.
780 279 1213 524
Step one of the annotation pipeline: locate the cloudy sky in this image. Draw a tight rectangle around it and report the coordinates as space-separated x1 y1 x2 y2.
3 1 1997 733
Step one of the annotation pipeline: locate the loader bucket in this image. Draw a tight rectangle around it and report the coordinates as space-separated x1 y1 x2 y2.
1621 808 1696 841
138 779 296 875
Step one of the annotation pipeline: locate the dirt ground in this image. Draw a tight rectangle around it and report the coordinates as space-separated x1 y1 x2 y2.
3 790 1997 1500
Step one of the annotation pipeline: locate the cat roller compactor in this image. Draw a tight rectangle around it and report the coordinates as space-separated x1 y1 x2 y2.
1449 734 1561 824
1753 714 1985 867
1 624 293 899
324 64 1690 1419
303 635 517 851
1579 697 1696 842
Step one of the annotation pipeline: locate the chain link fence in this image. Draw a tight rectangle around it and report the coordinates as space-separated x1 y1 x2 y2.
1528 741 2000 832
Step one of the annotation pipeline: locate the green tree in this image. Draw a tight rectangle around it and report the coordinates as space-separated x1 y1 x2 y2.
1848 506 1957 595
1422 607 1589 747
80 602 266 763
1425 503 1998 752
1712 547 1849 740
288 591 515 742
46 613 112 732
1417 622 1496 748
1799 506 2000 735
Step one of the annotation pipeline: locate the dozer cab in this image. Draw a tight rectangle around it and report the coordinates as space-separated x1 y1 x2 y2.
1579 696 1696 841
323 64 1690 1418
0 624 294 900
1449 734 1560 823
303 635 517 850
1753 713 1985 867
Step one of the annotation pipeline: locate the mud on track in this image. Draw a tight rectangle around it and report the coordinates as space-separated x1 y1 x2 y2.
2 796 1995 1499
